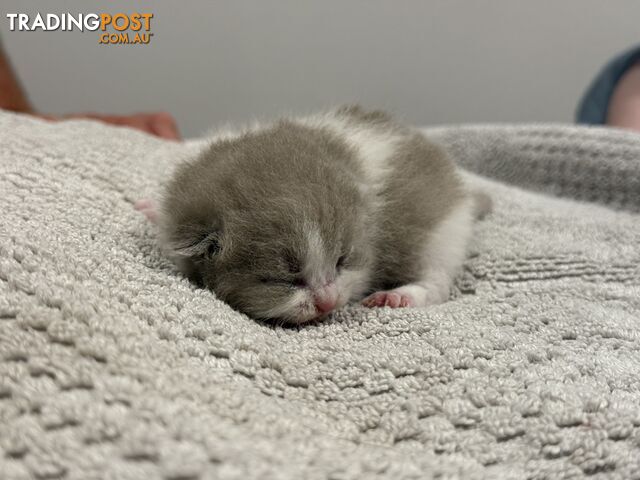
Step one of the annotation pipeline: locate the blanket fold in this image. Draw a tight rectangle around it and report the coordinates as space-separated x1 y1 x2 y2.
426 124 640 212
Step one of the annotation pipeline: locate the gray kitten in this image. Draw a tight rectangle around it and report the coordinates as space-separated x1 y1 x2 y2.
138 106 490 324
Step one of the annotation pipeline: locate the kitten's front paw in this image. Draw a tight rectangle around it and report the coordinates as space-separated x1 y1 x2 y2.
362 283 449 309
362 290 415 308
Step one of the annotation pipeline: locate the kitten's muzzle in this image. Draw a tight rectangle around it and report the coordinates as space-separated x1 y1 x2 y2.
313 283 338 314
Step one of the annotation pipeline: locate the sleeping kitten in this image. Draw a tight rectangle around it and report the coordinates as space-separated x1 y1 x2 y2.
140 106 490 324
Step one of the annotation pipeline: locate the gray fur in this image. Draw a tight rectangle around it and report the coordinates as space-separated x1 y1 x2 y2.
160 106 470 323
372 130 465 288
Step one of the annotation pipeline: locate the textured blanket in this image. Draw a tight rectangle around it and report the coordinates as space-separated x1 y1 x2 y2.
1 111 639 480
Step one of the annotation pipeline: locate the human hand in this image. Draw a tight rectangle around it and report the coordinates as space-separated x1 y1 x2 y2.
36 111 181 141
0 45 181 140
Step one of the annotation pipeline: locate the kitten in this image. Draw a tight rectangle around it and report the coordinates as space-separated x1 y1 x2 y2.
140 106 490 324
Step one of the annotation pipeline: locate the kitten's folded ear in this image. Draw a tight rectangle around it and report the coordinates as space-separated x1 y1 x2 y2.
165 225 222 258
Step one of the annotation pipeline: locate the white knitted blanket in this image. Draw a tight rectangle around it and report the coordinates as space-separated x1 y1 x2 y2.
1 111 640 480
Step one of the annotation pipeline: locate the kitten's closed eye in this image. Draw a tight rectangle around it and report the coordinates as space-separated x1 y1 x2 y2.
259 276 307 288
293 278 307 288
336 246 354 269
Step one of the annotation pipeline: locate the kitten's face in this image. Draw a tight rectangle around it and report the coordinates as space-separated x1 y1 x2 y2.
172 214 370 324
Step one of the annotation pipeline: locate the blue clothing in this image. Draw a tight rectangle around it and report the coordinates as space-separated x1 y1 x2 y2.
576 45 640 124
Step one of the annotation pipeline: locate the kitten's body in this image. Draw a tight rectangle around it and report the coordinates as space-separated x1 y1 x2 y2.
156 106 487 324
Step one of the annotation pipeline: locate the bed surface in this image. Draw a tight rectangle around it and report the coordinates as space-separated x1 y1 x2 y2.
1 112 640 479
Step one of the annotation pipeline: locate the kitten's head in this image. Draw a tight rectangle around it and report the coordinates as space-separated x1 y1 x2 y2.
159 124 371 324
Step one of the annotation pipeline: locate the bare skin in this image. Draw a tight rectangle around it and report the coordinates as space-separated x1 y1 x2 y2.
607 61 640 133
0 43 31 113
0 44 180 140
35 111 180 140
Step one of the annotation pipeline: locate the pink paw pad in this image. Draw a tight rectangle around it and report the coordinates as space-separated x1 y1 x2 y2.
134 198 158 223
362 291 414 308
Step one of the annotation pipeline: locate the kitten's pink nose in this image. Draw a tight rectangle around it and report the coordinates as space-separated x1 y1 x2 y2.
313 284 338 315
314 296 337 314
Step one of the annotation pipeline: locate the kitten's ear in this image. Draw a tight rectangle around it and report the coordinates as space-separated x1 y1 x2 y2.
167 225 222 258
